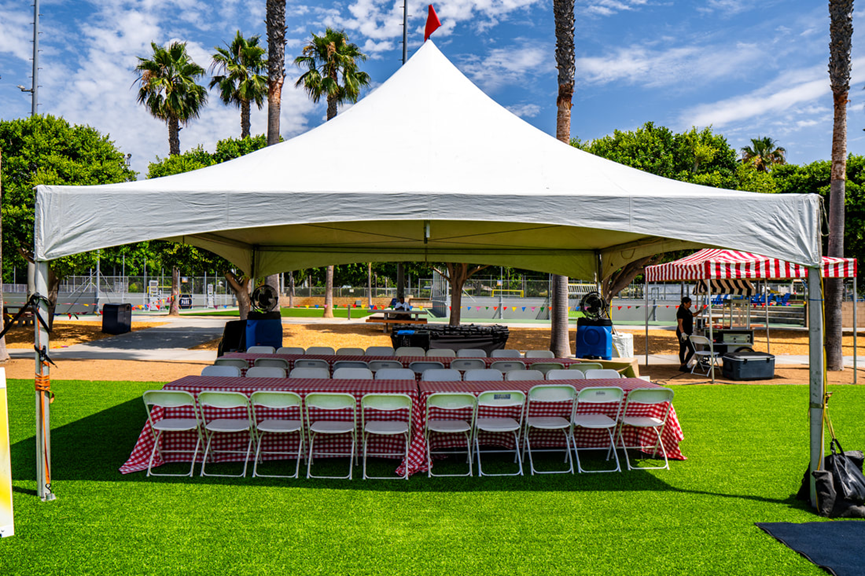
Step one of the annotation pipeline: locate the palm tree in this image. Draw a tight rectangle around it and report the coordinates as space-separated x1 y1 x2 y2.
265 0 285 146
295 28 371 121
740 137 786 172
295 28 370 317
550 0 576 357
209 31 268 138
135 41 207 156
827 0 854 371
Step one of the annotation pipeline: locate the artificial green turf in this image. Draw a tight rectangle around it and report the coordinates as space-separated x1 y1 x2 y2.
2 379 863 575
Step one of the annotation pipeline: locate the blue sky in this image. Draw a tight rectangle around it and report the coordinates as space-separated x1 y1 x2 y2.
0 0 862 177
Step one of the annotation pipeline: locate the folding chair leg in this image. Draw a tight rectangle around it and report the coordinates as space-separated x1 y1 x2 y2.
524 428 573 475
476 431 523 477
574 428 620 473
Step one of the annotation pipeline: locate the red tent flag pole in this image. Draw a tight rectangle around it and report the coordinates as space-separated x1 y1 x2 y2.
424 5 442 41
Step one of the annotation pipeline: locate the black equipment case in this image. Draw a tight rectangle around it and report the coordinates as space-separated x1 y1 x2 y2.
722 350 775 381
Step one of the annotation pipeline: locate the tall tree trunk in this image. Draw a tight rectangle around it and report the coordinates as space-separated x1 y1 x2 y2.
169 267 180 316
397 264 405 299
265 273 280 312
434 263 488 327
326 94 338 121
323 265 334 318
266 0 286 146
168 117 180 156
0 150 8 362
826 0 853 371
288 271 294 307
241 99 251 139
550 0 576 358
225 271 252 320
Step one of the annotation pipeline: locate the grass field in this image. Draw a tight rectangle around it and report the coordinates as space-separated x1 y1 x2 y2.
2 380 863 574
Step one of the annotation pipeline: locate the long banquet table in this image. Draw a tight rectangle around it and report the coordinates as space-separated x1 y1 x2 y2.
122 376 684 477
221 352 585 373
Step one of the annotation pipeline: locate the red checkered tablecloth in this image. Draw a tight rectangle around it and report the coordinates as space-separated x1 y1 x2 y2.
120 376 425 476
417 378 684 473
221 353 584 374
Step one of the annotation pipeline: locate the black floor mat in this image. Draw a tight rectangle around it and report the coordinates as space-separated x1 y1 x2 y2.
756 521 865 576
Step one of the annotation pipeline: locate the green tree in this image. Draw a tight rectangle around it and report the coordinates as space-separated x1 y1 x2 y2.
147 146 215 178
135 41 208 156
740 136 787 173
210 31 268 139
0 115 136 326
295 28 370 317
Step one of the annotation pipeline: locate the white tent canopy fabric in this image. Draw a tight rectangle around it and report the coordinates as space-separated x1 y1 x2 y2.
35 41 821 281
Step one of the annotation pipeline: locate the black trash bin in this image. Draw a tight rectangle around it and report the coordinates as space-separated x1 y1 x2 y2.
102 303 132 335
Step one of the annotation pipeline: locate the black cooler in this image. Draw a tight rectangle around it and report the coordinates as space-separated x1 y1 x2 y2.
722 351 775 381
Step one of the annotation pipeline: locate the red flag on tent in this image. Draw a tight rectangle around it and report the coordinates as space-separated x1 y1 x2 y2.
424 5 441 41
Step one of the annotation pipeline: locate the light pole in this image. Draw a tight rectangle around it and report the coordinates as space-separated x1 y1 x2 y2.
18 0 39 116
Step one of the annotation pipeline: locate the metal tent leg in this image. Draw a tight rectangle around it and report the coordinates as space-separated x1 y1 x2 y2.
807 266 824 507
34 261 55 501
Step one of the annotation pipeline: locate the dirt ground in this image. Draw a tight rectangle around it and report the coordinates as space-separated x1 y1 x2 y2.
1 321 862 385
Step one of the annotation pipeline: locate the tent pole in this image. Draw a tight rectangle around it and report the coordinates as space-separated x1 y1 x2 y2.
708 277 715 383
765 280 770 355
807 266 824 507
644 279 649 366
34 261 55 501
854 277 858 385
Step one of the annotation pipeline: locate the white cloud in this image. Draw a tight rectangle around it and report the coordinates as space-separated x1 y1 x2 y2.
575 42 761 89
580 0 648 17
458 40 549 92
506 103 541 118
696 0 753 15
0 2 36 62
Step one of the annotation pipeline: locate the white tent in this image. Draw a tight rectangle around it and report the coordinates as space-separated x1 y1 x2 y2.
30 41 826 503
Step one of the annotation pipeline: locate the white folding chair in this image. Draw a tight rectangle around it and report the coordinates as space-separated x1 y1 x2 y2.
253 357 290 370
277 347 305 355
361 393 413 480
368 359 404 372
289 367 330 379
457 349 487 358
585 369 622 379
333 360 370 371
529 362 565 375
247 346 275 354
474 390 526 477
202 365 242 377
293 358 330 370
409 360 445 376
337 347 365 356
490 360 526 374
616 387 675 471
422 368 462 382
464 369 503 382
547 369 582 380
333 367 374 380
246 366 286 378
491 349 522 358
523 385 576 475
425 393 476 477
572 386 623 474
307 346 336 356
375 368 417 380
214 358 248 370
450 358 486 372
525 350 555 359
142 390 203 477
569 362 604 374
426 348 456 358
396 347 426 357
688 335 721 376
506 369 545 381
198 390 255 478
306 392 357 479
250 391 303 479
365 346 395 356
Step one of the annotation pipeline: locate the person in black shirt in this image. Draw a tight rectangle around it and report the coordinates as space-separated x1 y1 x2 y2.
676 296 705 371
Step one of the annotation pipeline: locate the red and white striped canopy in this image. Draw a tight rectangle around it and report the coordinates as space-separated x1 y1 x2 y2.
646 249 857 282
